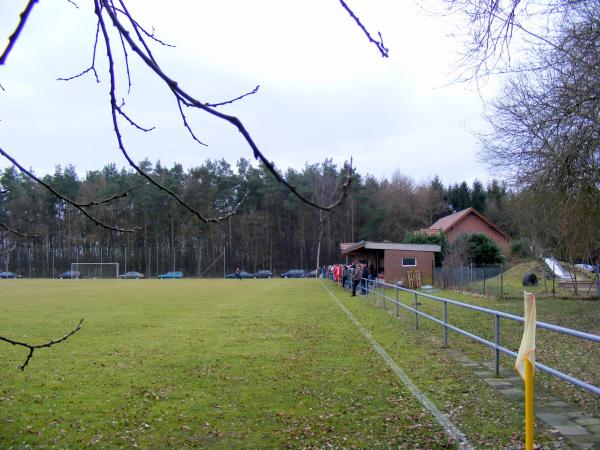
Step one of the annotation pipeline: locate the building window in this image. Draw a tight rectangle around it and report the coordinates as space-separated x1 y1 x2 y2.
402 257 417 267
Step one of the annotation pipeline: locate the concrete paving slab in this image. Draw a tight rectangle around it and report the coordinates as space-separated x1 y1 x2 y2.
576 417 600 426
554 425 589 435
538 412 570 426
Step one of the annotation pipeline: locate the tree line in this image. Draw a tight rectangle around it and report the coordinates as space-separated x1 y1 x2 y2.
2 157 594 277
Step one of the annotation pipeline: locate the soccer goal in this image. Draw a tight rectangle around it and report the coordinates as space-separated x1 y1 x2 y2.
71 262 119 279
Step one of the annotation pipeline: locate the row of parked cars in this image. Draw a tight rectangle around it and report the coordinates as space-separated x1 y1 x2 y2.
54 270 150 279
0 270 180 279
224 269 317 279
1 269 317 279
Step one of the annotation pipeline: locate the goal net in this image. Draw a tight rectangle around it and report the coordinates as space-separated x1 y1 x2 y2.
71 262 119 279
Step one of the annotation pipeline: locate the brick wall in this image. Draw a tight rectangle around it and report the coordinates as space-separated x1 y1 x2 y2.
446 214 511 254
384 249 435 286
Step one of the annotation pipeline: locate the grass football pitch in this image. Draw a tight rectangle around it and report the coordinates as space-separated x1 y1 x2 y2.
0 279 565 448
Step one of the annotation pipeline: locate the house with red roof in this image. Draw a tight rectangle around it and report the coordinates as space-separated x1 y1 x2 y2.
425 207 511 254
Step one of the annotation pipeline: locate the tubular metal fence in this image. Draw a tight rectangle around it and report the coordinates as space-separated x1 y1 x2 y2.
342 277 600 397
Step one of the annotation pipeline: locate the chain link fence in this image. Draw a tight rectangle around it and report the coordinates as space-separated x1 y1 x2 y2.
434 264 509 297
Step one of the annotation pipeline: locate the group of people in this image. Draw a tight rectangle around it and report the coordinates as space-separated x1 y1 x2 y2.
320 262 377 297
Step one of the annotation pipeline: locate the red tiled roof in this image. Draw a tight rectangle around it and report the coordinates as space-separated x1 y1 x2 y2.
426 207 510 240
428 208 473 232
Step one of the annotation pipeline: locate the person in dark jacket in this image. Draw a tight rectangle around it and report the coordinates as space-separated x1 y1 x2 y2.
342 265 348 289
361 264 369 294
351 264 362 296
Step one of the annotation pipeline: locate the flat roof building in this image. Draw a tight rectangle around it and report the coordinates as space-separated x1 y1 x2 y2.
341 241 441 287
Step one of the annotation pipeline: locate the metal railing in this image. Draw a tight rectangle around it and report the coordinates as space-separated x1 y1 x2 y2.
352 278 600 397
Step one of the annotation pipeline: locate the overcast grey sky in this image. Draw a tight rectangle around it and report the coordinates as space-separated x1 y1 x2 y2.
1 0 494 186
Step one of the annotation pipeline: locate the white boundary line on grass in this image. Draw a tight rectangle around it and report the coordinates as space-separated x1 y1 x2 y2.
320 281 474 450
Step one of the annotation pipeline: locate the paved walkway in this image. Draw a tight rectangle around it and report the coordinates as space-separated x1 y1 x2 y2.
449 350 600 450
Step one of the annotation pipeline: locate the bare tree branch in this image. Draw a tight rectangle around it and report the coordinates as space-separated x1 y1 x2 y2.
0 319 84 370
97 0 353 212
75 183 142 207
96 1 248 223
116 99 155 132
112 3 175 48
4 0 356 228
0 146 140 232
0 221 38 238
338 0 389 58
174 98 209 146
57 21 101 83
0 189 38 238
0 0 38 65
206 85 261 107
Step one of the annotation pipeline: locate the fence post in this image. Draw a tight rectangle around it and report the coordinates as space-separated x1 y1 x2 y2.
396 286 399 318
483 265 486 296
500 263 504 297
597 265 600 298
470 263 473 285
495 314 501 376
414 292 419 330
443 301 448 348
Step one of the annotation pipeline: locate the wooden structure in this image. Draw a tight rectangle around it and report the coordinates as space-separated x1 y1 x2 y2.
407 270 422 289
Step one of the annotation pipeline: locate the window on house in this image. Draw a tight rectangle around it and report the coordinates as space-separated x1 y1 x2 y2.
402 257 417 267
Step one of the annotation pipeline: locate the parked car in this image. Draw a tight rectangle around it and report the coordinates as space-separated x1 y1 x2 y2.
254 270 273 278
119 271 145 279
280 269 306 278
0 271 22 279
305 269 318 278
225 271 254 279
158 271 184 279
57 270 80 279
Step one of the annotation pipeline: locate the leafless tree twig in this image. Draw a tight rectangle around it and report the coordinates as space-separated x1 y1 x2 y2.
0 319 84 370
57 21 101 83
338 0 389 58
0 221 38 238
206 85 261 107
0 0 38 65
0 146 140 232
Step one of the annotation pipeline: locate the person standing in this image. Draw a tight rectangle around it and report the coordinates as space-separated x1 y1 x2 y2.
235 267 241 280
351 263 362 297
361 264 369 294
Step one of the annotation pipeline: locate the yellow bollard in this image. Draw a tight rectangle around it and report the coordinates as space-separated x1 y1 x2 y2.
525 359 534 450
516 291 536 450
